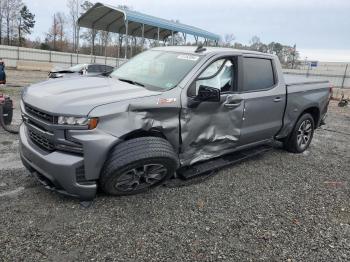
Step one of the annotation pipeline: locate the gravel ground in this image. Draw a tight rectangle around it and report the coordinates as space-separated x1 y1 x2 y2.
0 70 349 261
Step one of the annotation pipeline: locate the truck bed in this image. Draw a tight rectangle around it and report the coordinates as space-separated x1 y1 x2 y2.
284 74 328 86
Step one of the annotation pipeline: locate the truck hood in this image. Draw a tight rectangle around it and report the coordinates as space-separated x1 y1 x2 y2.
22 77 161 115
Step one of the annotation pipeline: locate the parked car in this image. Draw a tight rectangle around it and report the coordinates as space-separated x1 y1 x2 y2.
19 46 331 201
48 64 114 79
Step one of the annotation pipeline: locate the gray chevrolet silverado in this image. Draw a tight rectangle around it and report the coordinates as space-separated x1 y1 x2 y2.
19 46 331 201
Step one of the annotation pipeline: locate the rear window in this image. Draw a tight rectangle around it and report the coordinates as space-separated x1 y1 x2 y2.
243 58 275 92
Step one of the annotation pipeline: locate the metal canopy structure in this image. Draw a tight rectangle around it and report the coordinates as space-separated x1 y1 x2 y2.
78 2 220 58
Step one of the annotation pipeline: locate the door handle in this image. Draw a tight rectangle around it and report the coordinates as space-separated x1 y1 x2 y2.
224 95 243 108
224 102 241 108
274 97 282 102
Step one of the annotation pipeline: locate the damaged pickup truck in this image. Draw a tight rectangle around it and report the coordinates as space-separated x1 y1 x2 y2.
19 46 331 201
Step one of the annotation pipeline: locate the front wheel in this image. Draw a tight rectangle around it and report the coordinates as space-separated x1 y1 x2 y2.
100 137 178 196
283 113 315 153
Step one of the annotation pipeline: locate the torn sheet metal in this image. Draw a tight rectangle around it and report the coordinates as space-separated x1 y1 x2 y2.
90 87 182 153
179 97 244 166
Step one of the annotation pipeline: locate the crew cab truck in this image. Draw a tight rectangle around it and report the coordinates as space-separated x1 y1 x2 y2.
19 46 331 201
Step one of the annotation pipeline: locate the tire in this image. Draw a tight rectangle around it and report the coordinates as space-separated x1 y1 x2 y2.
3 105 13 125
283 113 315 153
100 137 178 196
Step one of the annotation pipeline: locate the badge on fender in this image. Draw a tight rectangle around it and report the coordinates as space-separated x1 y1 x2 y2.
157 98 177 105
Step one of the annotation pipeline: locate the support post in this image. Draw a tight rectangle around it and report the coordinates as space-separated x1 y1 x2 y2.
171 31 174 45
125 20 128 59
157 27 160 46
90 27 95 63
76 26 80 64
141 24 145 51
104 33 108 65
130 37 133 57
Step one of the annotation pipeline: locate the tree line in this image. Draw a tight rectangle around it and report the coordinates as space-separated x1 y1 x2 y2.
222 34 300 68
0 0 300 68
0 0 35 46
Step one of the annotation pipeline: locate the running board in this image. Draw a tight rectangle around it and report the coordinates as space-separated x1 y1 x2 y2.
177 145 272 180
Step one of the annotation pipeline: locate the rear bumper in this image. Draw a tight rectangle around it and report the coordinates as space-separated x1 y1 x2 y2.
19 124 97 200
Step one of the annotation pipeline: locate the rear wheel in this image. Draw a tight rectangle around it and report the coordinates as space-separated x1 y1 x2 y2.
100 137 178 196
283 113 315 153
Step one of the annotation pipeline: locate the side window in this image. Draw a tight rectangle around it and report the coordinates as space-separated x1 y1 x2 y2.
242 58 275 92
88 65 100 73
106 65 114 72
192 59 233 96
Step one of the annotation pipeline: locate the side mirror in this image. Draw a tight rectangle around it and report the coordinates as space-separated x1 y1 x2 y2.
197 85 221 102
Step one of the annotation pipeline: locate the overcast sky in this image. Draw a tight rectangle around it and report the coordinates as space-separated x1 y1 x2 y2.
24 0 350 62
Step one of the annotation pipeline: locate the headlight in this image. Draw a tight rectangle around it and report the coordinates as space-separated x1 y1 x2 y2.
57 116 98 129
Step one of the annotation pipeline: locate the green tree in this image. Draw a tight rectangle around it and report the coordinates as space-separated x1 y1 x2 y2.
18 5 35 46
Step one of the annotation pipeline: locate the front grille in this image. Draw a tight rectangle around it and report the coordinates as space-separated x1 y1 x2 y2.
25 104 56 123
75 166 86 182
29 130 55 151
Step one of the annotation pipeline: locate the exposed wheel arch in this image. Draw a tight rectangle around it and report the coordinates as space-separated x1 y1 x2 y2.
276 106 320 142
122 128 168 141
301 107 320 128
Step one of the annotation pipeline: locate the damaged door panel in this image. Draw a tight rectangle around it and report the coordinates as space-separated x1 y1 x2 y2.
180 56 244 166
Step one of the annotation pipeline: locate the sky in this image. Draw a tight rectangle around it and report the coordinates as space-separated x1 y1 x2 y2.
24 0 350 62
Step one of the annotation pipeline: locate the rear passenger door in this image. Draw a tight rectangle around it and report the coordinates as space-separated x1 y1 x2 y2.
238 56 286 145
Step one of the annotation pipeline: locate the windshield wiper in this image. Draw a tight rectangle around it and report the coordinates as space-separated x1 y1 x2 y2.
118 78 145 87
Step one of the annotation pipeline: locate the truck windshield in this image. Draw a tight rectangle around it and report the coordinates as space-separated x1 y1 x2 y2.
111 50 202 91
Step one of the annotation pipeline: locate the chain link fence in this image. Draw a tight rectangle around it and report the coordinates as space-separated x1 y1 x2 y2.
283 62 350 87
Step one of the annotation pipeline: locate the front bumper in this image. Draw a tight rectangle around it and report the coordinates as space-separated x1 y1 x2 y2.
19 124 97 200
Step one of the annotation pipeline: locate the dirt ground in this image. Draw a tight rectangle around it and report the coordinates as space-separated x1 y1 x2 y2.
0 69 349 261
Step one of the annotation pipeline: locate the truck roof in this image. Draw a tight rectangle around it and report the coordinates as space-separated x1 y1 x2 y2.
152 46 275 58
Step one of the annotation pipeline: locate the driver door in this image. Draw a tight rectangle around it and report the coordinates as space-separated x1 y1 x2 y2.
180 56 245 166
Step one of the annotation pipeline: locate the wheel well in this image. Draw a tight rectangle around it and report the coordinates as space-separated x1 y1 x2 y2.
302 107 320 126
122 129 167 141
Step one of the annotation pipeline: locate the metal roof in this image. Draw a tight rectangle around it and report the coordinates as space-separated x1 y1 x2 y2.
78 2 220 41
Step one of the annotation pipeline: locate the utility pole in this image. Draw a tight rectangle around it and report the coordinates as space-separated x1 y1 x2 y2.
341 64 348 89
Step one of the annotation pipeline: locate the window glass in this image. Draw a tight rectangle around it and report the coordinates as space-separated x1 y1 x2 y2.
243 58 274 91
194 59 233 95
105 65 114 72
111 50 202 91
88 65 100 73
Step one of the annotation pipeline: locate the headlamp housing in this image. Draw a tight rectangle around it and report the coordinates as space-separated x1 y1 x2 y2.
57 116 98 129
